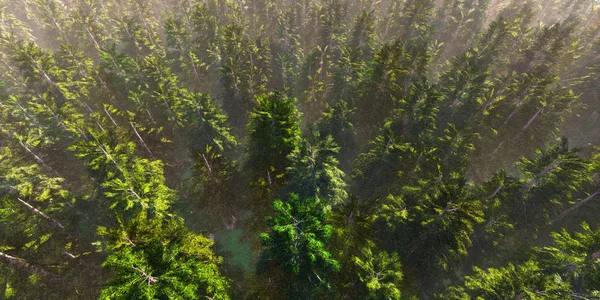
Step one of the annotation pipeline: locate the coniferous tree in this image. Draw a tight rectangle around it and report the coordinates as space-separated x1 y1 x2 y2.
285 128 347 207
353 82 441 199
220 17 271 131
270 9 303 94
98 216 230 300
352 244 403 300
72 126 231 299
0 147 102 299
258 193 340 298
0 1 599 299
317 100 358 172
471 137 593 266
329 9 376 105
185 92 240 229
246 91 301 191
445 223 600 299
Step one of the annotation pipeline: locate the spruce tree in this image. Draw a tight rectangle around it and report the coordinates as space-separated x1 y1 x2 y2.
246 91 301 191
258 193 340 298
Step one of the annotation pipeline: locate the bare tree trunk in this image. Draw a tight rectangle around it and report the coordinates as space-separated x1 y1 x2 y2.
104 106 119 127
0 251 51 278
130 122 155 159
0 128 64 179
16 197 65 231
555 190 600 222
201 153 213 174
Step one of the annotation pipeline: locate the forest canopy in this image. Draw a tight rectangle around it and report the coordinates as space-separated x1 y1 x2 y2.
1 0 600 299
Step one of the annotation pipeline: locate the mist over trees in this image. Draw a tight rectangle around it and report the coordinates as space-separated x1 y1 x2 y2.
0 0 600 299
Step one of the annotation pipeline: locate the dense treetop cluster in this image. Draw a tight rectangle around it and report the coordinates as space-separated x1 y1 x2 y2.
1 0 600 299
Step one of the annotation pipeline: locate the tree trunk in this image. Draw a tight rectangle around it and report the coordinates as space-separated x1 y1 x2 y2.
130 122 155 159
0 251 51 278
16 197 65 231
555 190 600 222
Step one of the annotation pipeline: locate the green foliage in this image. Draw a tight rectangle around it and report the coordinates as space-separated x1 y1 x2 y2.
373 172 484 297
286 128 347 206
445 223 600 299
246 91 301 189
478 138 592 253
353 245 403 300
185 92 238 152
100 235 229 300
0 0 599 299
353 82 442 199
271 9 303 94
258 193 340 298
0 144 101 299
317 101 358 172
220 19 271 129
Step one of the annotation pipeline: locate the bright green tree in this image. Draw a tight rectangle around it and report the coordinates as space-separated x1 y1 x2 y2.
352 244 403 300
258 193 340 298
98 217 230 300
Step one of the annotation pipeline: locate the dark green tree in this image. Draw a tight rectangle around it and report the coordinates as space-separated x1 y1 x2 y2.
374 172 484 297
219 18 270 130
285 128 347 207
445 223 600 299
353 82 441 199
246 91 301 190
317 100 359 172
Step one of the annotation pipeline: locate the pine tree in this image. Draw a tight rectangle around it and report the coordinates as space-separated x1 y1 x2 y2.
433 0 491 62
317 100 358 172
444 223 600 299
270 8 303 94
329 195 379 297
352 244 403 300
374 172 484 297
219 18 271 130
184 92 240 230
258 193 340 298
98 216 230 300
353 42 405 142
246 91 301 191
329 9 376 105
164 15 206 90
353 82 441 199
0 145 102 299
435 15 511 134
469 138 593 269
285 128 347 207
71 123 231 299
475 20 579 174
